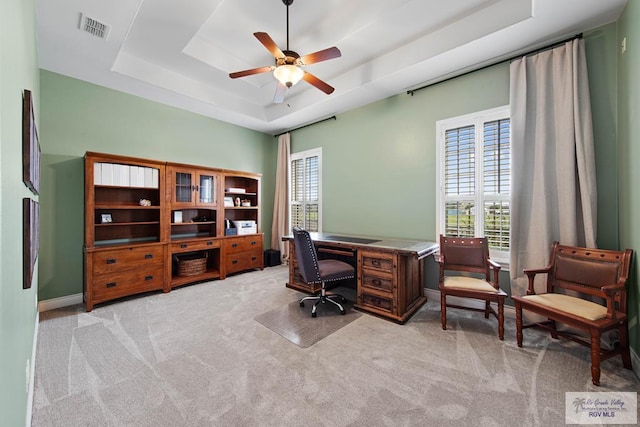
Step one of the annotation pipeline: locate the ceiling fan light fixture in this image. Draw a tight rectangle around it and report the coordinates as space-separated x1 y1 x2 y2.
273 64 303 88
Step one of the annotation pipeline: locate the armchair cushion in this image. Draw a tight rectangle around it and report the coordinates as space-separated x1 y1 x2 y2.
520 293 607 321
443 276 500 293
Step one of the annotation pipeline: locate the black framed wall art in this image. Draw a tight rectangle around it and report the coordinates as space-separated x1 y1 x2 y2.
23 198 39 289
23 89 41 195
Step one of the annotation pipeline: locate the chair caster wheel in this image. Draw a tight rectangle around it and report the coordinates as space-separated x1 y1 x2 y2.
312 312 317 318
299 301 305 307
340 310 346 315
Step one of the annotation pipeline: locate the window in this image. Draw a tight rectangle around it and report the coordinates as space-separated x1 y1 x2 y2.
436 106 510 263
290 148 322 232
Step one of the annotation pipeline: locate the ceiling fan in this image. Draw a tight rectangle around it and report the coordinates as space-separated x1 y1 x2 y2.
229 0 342 103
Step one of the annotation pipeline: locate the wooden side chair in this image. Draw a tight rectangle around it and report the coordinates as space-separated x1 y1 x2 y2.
438 235 507 340
512 242 633 386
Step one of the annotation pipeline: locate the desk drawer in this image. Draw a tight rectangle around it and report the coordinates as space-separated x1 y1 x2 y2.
224 235 262 255
360 251 394 273
225 250 263 274
360 291 394 314
361 271 394 293
172 239 219 253
92 266 164 300
93 245 163 275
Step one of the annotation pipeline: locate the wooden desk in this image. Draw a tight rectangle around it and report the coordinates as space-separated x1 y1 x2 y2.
283 233 438 324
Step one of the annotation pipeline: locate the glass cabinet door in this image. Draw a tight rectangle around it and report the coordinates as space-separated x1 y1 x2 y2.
175 171 194 204
198 172 216 206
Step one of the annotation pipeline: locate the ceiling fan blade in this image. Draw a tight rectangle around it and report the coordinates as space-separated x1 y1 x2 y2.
302 72 335 95
254 32 285 58
229 66 274 79
299 46 341 65
273 82 287 104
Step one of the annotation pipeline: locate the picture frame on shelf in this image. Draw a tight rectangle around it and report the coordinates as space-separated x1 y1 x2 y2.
23 198 39 289
22 89 41 195
100 213 113 224
224 196 234 207
174 211 183 223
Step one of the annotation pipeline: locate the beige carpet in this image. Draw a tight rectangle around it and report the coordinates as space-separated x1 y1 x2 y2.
32 265 640 426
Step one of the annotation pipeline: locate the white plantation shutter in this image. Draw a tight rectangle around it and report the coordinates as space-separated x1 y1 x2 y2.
483 119 510 253
290 148 322 232
437 107 511 263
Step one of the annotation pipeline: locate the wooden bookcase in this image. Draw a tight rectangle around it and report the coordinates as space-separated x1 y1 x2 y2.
84 152 169 311
84 153 264 311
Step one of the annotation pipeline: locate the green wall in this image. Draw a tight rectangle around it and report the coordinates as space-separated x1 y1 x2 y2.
618 1 640 360
0 0 40 425
38 71 276 301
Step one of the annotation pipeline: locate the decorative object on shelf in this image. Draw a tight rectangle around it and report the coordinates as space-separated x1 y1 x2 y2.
235 197 241 207
175 252 208 277
174 211 182 223
23 198 39 289
241 199 251 207
100 213 113 224
139 198 151 206
226 187 246 194
224 196 234 207
22 89 41 195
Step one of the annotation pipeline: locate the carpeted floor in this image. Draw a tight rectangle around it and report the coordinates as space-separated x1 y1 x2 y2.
32 265 639 426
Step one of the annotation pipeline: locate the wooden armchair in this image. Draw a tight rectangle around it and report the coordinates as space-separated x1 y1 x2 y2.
438 235 507 340
512 242 633 386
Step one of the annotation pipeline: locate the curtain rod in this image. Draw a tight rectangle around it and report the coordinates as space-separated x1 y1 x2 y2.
407 33 583 96
274 115 337 138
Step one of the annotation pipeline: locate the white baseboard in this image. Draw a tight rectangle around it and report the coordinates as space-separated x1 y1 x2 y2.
26 311 39 427
425 288 640 380
38 293 83 312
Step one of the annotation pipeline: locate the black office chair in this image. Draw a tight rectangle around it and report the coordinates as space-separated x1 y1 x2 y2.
292 227 355 317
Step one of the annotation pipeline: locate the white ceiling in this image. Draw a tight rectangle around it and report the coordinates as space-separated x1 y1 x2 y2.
36 0 627 135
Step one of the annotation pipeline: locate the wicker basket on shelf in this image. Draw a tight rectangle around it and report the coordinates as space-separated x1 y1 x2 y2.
174 252 208 277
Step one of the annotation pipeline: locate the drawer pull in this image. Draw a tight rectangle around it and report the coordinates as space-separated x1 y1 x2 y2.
232 243 238 248
251 257 257 261
144 254 153 259
232 260 238 264
181 244 188 248
106 259 116 265
372 279 381 286
206 241 213 246
106 282 117 288
371 259 381 267
145 275 153 281
251 241 257 245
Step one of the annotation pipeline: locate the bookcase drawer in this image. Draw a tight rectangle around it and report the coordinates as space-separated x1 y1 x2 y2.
93 244 163 275
224 235 262 254
225 250 263 274
92 266 164 300
171 239 219 253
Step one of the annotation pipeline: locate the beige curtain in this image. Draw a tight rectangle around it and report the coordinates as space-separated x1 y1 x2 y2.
509 39 597 297
271 133 290 263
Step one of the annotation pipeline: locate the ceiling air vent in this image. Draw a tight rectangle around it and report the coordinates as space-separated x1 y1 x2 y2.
79 13 110 40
